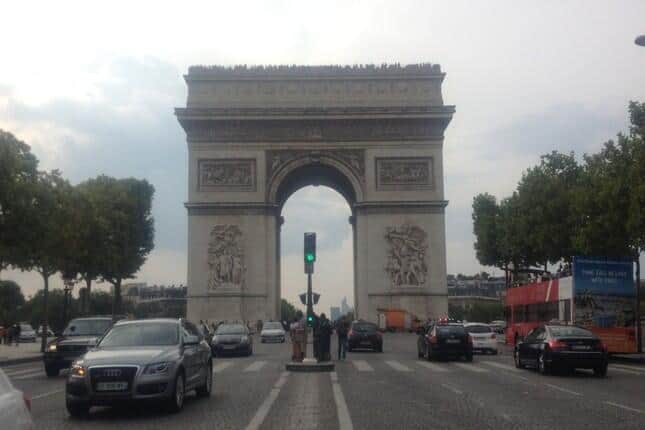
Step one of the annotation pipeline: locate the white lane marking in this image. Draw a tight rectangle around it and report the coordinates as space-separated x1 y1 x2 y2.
13 371 44 380
612 364 645 373
441 383 463 395
245 371 290 430
32 389 64 400
480 361 519 372
213 362 234 373
352 360 374 372
416 361 449 372
244 361 267 372
609 367 643 375
331 372 354 430
4 367 43 377
604 401 645 414
544 383 582 396
452 362 489 373
385 360 412 372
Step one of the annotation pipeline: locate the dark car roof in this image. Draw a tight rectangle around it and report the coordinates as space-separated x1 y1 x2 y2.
114 318 181 326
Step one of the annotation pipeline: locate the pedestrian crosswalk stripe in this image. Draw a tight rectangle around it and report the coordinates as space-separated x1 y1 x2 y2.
213 362 234 373
4 367 43 377
452 362 489 373
480 361 520 372
244 361 267 372
611 364 645 373
609 366 643 375
13 371 44 380
385 360 412 372
352 360 374 372
416 361 450 372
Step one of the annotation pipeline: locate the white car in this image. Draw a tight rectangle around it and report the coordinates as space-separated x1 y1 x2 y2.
260 321 286 343
0 369 33 429
18 324 36 343
464 323 498 354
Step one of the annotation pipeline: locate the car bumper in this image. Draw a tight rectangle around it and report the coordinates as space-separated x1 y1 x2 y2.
348 339 382 350
429 345 472 358
212 343 251 354
471 340 497 352
546 351 607 369
66 373 175 405
261 335 285 343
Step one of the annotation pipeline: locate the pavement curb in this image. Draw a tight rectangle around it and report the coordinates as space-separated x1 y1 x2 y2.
0 355 42 367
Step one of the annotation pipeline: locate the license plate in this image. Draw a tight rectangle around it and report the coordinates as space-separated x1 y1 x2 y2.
446 339 461 344
571 345 590 351
96 381 128 391
361 341 371 346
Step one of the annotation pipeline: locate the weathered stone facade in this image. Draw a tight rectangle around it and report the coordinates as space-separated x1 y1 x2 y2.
176 64 454 323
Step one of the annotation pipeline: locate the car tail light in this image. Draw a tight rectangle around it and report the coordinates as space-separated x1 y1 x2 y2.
23 393 31 412
548 339 567 350
429 335 438 344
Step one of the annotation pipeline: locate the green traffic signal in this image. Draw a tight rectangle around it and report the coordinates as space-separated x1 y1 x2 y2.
305 253 315 262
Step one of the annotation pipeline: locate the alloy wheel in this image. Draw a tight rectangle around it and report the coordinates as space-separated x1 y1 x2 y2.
175 374 185 408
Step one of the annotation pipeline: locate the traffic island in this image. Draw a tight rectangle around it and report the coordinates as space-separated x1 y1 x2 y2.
285 359 335 372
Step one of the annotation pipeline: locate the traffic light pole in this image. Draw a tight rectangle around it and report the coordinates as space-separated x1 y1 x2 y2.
304 272 313 359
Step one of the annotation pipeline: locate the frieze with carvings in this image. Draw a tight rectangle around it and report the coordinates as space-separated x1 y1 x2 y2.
185 118 445 143
208 225 246 290
198 159 256 191
385 223 428 288
376 157 433 189
267 149 365 182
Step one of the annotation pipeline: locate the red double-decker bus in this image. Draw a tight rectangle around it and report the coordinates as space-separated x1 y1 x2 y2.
505 278 565 346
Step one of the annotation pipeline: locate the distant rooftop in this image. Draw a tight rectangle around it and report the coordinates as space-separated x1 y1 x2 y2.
187 63 442 78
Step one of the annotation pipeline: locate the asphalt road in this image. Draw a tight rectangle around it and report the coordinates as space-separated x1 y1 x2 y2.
3 333 645 430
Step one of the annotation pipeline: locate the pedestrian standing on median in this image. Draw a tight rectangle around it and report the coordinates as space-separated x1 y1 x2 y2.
337 317 349 361
290 311 305 362
14 323 20 347
319 313 332 362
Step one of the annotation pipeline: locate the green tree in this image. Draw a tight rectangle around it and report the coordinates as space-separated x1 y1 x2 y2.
0 130 38 275
22 289 79 335
281 299 298 322
89 176 155 317
472 193 502 268
19 171 74 351
0 280 26 326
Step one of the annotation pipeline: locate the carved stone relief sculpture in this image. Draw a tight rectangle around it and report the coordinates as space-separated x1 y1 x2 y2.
385 223 428 287
199 159 256 191
208 225 246 290
376 157 432 189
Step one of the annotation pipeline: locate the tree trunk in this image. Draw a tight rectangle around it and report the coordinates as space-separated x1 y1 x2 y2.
85 277 92 315
40 272 49 353
112 278 122 320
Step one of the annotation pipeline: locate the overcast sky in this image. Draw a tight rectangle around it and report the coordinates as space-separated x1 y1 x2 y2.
1 1 645 314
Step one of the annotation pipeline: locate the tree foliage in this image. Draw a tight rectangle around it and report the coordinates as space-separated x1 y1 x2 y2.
281 299 299 322
0 280 26 326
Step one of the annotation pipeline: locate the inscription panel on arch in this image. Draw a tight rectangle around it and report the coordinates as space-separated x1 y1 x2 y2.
376 157 433 190
198 158 256 191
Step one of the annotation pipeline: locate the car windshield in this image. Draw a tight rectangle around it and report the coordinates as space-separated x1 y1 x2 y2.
20 324 33 331
549 326 593 338
98 323 179 347
217 324 246 335
437 325 466 335
263 322 283 330
465 325 492 334
64 319 112 336
352 323 377 332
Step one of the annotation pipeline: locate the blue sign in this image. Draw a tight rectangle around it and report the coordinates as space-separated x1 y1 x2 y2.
573 256 634 296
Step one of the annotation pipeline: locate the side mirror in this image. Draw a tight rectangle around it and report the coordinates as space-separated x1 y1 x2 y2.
184 335 199 345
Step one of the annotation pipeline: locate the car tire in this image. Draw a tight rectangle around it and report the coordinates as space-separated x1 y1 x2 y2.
66 400 90 418
538 353 550 375
593 364 608 378
196 362 213 397
167 372 185 413
45 364 59 377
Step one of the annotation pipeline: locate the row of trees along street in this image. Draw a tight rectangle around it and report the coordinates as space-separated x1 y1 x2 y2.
472 102 645 291
0 129 155 351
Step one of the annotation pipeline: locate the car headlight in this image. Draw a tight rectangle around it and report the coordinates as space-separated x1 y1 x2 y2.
240 336 249 344
70 364 86 378
47 343 57 352
143 362 171 375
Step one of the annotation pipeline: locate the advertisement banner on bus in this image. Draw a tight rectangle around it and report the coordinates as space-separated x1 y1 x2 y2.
573 256 636 353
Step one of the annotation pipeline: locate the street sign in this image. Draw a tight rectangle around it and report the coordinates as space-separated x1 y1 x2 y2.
312 292 320 305
299 293 307 305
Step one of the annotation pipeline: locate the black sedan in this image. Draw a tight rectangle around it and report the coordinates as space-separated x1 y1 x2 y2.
211 323 253 356
514 324 608 376
347 321 383 352
417 322 473 362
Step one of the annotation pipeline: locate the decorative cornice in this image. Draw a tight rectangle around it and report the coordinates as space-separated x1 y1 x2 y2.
369 291 447 297
185 202 278 216
354 201 448 214
186 63 443 80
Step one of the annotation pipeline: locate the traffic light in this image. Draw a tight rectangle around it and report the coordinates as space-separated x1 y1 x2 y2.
304 232 316 262
306 312 315 327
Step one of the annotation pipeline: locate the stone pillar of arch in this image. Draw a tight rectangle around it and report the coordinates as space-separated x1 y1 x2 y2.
176 64 455 324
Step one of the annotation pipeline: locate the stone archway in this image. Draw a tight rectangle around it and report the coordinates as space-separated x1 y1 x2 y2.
176 64 455 324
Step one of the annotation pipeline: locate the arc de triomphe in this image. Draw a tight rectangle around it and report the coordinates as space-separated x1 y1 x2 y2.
175 64 454 323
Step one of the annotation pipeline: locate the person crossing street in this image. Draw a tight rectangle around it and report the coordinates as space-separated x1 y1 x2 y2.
336 317 349 361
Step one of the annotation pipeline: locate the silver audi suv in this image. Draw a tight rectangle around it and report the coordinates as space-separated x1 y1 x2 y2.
65 318 212 417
